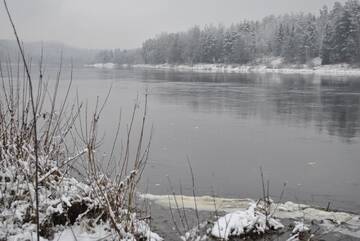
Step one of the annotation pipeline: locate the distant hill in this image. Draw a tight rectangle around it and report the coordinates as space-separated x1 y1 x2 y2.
0 39 100 66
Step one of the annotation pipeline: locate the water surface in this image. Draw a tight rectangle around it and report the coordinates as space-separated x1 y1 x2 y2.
59 67 360 212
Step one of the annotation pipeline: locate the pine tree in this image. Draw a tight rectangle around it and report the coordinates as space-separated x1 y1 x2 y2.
333 8 357 62
321 23 334 64
345 0 360 62
138 0 360 66
200 27 217 63
223 30 235 63
168 34 183 64
318 5 329 55
183 26 201 64
283 25 297 62
275 24 285 56
301 17 319 62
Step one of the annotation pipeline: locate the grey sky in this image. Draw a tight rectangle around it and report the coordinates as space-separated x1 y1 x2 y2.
0 0 345 49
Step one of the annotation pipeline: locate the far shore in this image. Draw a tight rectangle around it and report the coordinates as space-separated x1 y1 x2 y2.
130 63 360 76
87 62 360 77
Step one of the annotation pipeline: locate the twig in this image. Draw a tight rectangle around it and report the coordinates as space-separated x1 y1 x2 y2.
187 157 200 228
3 1 40 240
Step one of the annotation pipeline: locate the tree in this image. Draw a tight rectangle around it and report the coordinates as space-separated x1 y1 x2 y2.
282 25 297 62
95 50 114 63
301 16 319 62
333 8 357 62
183 26 201 64
223 29 236 63
200 26 217 63
321 23 334 64
167 33 183 64
116 0 360 65
275 24 285 56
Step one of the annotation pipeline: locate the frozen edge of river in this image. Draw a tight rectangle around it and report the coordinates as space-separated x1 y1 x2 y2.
141 193 360 239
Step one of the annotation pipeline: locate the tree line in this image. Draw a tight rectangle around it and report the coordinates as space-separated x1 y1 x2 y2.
95 0 360 66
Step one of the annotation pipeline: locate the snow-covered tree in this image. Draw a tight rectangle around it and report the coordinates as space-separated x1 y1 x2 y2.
275 24 285 56
126 0 360 65
200 26 217 63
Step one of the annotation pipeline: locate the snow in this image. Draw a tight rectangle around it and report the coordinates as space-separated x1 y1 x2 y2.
85 63 117 69
292 221 310 234
181 222 209 241
3 222 162 241
211 203 284 240
140 193 252 212
141 194 360 239
311 57 322 66
132 62 360 76
135 220 164 241
0 151 163 241
275 201 354 224
286 221 311 241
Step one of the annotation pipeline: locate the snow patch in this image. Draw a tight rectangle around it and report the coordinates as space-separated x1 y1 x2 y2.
141 194 360 239
85 63 117 69
211 203 284 240
131 63 360 76
140 193 252 212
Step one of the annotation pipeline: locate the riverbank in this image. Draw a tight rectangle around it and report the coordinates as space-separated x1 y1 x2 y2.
87 61 360 76
143 194 360 240
0 153 163 241
129 63 360 76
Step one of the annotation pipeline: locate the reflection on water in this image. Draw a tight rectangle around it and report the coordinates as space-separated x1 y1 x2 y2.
42 66 360 213
139 70 360 143
129 69 360 212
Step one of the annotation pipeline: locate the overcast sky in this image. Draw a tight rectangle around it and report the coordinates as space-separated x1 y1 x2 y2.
0 0 345 49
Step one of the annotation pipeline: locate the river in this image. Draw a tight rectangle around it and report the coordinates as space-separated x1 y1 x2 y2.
55 66 360 214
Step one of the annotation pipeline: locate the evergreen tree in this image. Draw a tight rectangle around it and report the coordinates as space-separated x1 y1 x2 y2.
345 0 360 62
275 24 285 56
136 0 360 65
183 26 201 64
301 17 319 62
283 25 297 62
200 26 217 63
321 23 334 64
333 8 357 62
223 30 235 63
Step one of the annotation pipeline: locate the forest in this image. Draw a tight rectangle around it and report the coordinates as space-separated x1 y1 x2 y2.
95 0 360 66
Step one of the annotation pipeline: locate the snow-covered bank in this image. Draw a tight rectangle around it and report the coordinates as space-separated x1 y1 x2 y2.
0 156 162 241
130 63 360 76
85 62 117 69
6 221 162 241
141 194 360 239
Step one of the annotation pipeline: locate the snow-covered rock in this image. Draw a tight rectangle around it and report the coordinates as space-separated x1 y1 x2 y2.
211 203 284 240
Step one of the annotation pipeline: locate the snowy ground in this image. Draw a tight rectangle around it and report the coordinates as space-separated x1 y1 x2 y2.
86 57 360 76
129 63 360 76
85 63 117 69
4 222 162 241
141 194 360 240
86 56 360 76
0 154 163 241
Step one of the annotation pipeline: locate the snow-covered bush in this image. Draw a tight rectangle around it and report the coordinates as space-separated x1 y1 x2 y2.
0 57 160 240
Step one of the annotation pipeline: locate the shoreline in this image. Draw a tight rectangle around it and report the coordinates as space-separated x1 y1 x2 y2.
129 63 360 76
79 62 360 77
142 193 360 240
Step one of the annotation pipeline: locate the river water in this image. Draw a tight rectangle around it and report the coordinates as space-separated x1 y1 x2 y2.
56 66 360 213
